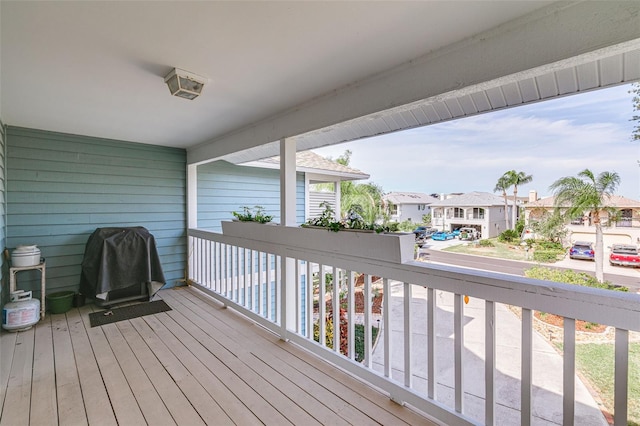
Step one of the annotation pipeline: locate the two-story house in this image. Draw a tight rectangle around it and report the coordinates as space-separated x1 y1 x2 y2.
382 192 437 223
430 192 515 238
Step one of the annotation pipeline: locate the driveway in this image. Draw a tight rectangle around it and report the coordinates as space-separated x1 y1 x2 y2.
371 283 607 425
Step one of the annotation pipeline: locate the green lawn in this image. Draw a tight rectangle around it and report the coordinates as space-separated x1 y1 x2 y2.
443 239 531 261
575 342 640 425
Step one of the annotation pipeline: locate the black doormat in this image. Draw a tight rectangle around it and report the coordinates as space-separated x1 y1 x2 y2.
89 300 172 327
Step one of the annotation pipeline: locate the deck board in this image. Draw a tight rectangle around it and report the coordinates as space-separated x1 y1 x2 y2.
30 317 57 426
68 307 117 426
1 287 437 426
51 313 87 426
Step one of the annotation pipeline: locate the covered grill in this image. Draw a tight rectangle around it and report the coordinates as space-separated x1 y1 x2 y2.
79 227 165 307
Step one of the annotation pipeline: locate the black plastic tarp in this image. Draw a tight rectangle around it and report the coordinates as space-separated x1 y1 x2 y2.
79 227 165 299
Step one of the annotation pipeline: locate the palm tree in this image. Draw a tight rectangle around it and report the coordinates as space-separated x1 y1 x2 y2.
504 170 533 229
494 175 512 230
549 169 620 282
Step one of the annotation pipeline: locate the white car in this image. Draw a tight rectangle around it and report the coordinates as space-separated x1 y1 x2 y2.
458 227 479 241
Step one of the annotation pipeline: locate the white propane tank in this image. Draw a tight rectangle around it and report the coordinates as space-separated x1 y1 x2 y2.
2 290 40 331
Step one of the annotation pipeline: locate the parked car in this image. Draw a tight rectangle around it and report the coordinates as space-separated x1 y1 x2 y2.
450 229 461 237
413 226 437 238
458 227 479 241
609 244 640 267
431 231 455 241
413 226 437 247
569 241 595 261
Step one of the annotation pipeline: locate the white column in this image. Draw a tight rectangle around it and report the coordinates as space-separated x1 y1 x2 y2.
280 138 296 338
186 164 198 283
334 181 341 219
187 164 198 229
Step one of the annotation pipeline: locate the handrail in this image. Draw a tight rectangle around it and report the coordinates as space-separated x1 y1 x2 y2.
187 227 638 425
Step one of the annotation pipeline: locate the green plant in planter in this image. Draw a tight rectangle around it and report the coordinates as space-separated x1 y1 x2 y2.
304 201 344 232
304 202 389 233
232 205 274 224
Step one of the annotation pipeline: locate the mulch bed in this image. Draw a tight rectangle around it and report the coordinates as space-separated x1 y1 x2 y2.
534 311 607 333
314 290 383 314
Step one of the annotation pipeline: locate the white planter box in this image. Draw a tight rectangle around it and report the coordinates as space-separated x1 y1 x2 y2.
221 221 414 264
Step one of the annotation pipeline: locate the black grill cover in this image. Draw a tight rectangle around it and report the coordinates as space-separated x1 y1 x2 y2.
79 227 166 299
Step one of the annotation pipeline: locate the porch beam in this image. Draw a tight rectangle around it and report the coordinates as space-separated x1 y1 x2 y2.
188 2 640 165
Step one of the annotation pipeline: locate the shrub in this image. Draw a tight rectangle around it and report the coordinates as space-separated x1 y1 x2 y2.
533 249 562 263
525 266 628 292
498 229 519 243
479 239 494 247
537 240 563 250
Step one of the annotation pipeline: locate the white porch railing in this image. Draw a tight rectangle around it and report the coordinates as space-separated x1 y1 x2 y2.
187 227 640 426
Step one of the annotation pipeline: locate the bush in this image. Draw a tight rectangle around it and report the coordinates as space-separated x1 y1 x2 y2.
498 229 519 243
525 266 628 292
537 240 563 250
533 249 562 263
478 239 494 247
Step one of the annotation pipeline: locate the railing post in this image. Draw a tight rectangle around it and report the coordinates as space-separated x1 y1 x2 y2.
614 328 629 426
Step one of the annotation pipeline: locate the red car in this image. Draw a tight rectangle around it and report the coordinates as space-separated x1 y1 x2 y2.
609 244 640 267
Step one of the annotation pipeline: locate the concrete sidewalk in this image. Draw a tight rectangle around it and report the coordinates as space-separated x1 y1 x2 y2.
370 283 607 425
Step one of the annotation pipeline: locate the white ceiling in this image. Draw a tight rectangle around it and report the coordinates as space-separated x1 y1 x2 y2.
1 1 639 164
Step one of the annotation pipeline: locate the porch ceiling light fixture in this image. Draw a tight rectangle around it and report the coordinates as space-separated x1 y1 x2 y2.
164 68 206 100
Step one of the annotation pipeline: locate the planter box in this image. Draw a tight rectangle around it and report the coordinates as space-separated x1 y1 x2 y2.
221 221 414 263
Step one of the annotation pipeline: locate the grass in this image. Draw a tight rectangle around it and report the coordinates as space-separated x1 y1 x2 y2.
574 342 640 425
443 239 532 261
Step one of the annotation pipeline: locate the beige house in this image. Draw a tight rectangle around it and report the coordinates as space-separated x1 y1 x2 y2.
524 194 640 246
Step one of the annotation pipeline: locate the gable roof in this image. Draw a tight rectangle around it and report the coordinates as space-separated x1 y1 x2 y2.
429 191 514 207
240 151 370 181
383 192 437 205
527 195 640 209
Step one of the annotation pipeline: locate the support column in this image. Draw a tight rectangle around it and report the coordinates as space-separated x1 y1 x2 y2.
280 138 296 338
186 164 198 283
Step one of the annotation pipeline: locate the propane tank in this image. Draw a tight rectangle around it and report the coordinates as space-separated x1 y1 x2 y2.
2 290 40 332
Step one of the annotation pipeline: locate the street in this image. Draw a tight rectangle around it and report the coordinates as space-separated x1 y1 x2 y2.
418 247 640 293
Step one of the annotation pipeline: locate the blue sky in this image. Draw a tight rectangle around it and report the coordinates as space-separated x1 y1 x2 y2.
313 83 639 200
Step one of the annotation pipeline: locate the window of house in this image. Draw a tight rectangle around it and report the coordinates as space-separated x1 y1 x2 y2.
618 209 632 227
417 204 426 211
388 203 398 215
473 208 485 219
454 208 464 218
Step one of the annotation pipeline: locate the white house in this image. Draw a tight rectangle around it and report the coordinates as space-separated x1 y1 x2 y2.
383 192 437 223
429 192 515 238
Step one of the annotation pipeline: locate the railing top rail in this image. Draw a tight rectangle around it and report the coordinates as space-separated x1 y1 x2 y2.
189 227 640 331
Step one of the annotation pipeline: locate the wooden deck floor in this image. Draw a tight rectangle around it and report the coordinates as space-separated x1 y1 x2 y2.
1 286 436 425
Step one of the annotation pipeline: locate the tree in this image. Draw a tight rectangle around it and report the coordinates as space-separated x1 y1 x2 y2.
549 169 621 282
318 150 384 223
529 210 568 243
494 175 512 230
504 170 533 230
631 82 640 142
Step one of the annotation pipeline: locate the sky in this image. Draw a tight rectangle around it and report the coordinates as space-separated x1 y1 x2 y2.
313 83 639 200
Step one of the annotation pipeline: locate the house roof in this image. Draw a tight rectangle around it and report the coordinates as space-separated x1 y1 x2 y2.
429 192 514 207
241 151 369 181
1 2 638 167
383 192 437 205
526 195 640 209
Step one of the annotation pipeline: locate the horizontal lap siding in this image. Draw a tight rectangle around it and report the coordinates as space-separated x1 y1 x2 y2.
197 161 305 231
0 123 5 307
6 127 187 297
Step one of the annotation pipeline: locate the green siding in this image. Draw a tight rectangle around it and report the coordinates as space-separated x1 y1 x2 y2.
197 160 305 231
0 122 6 307
6 127 187 297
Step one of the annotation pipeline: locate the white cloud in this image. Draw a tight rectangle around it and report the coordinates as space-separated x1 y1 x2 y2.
313 84 639 199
